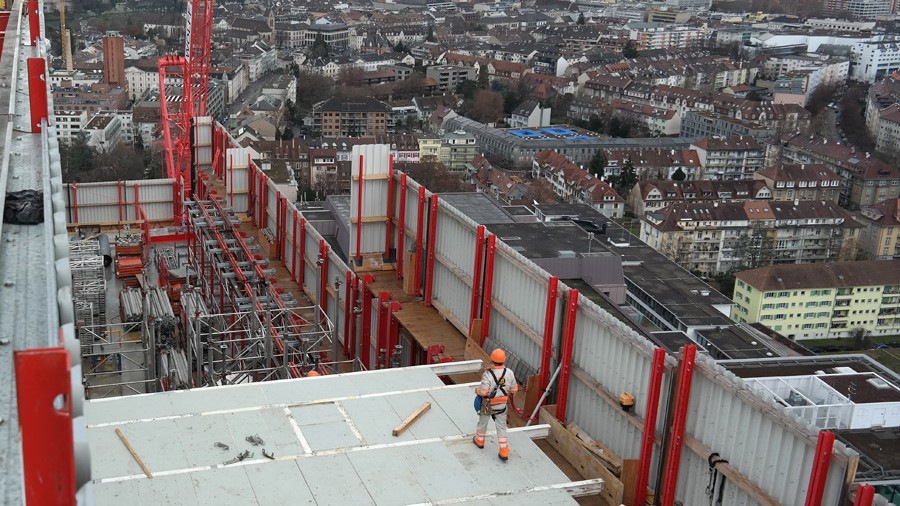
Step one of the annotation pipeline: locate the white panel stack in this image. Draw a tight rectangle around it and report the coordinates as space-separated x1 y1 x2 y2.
225 146 251 212
349 144 391 262
193 116 214 170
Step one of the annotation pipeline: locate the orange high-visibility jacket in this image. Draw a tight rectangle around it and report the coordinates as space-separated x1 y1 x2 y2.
475 365 518 407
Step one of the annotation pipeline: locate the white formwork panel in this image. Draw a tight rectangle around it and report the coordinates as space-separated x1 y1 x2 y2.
225 147 250 212
193 116 213 169
330 256 351 348
66 179 175 224
397 170 423 256
264 179 279 232
283 208 298 279
349 144 391 257
431 202 480 333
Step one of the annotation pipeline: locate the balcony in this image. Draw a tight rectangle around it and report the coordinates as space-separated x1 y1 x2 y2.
832 310 849 319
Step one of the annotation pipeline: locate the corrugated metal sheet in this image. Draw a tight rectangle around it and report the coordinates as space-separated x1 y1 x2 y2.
264 180 278 232
225 147 250 194
350 144 391 256
66 179 175 224
193 117 213 169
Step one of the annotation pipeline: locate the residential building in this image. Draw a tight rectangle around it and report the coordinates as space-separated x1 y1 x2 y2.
873 103 900 162
605 148 702 181
102 32 125 87
375 134 421 163
314 97 391 138
855 198 900 260
753 164 843 203
851 38 900 83
52 82 129 117
425 65 476 92
508 100 551 128
302 23 349 48
626 23 704 50
53 110 88 144
440 130 478 171
235 41 277 82
251 139 311 188
532 150 625 218
680 110 772 140
732 261 900 339
610 99 681 136
776 132 900 209
691 137 765 180
124 61 160 102
418 137 442 161
82 112 123 153
630 179 772 215
640 200 862 276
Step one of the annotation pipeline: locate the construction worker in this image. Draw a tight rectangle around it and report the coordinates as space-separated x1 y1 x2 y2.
473 348 519 461
306 370 320 377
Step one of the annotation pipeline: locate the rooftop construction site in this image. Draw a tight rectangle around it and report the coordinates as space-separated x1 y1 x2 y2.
1 0 899 505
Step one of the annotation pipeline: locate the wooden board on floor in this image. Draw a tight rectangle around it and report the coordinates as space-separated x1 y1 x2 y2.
539 406 624 506
393 305 467 360
621 459 639 506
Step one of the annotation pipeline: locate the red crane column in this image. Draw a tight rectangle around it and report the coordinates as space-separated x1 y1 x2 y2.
424 195 439 307
660 344 698 506
555 288 579 422
319 240 329 320
298 217 306 285
469 225 486 336
343 271 354 357
805 430 836 506
634 347 667 506
347 276 359 358
539 276 559 392
480 234 497 346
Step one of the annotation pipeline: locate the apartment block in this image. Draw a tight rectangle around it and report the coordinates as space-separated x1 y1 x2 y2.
753 164 843 203
691 137 765 180
855 198 900 260
732 261 900 339
425 65 476 92
314 97 391 138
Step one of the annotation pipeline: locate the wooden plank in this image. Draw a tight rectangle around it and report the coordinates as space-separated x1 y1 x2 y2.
468 319 482 341
392 401 431 436
621 459 639 506
539 406 624 506
402 251 417 295
523 374 541 417
115 428 153 479
350 215 388 224
568 423 624 476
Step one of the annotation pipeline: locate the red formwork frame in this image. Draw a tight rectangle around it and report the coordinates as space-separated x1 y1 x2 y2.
635 347 667 506
70 182 79 224
555 288 579 422
346 276 359 358
414 187 426 296
292 209 299 277
387 301 401 366
853 484 875 506
26 0 39 45
805 430 836 506
280 195 288 260
319 240 329 319
396 174 407 279
468 225 486 336
660 344 698 506
539 276 559 391
359 274 375 369
117 180 124 222
424 195 438 307
14 348 75 506
479 234 497 346
376 291 391 368
298 217 306 285
356 154 364 264
343 271 353 356
385 155 394 260
275 192 282 257
26 58 48 133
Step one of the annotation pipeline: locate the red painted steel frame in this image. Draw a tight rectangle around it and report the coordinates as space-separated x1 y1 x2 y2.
356 154 364 263
15 348 75 505
555 289 579 422
854 485 875 506
385 155 394 259
660 344 697 506
805 430 836 506
387 302 401 367
377 291 391 368
71 182 78 224
396 173 407 279
424 195 438 307
479 234 497 346
27 0 39 45
539 276 559 392
185 0 214 117
359 275 375 369
26 58 48 133
158 56 193 210
319 240 329 317
292 209 299 277
469 225 486 335
347 276 359 358
635 347 667 506
414 187 426 296
117 181 124 222
299 217 306 285
343 271 353 356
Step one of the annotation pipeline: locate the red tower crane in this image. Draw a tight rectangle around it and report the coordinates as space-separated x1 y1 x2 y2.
158 0 215 210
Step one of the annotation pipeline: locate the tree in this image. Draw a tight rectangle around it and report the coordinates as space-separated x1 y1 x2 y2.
527 179 557 204
477 67 490 89
577 12 585 24
296 71 334 110
399 161 468 192
470 90 504 124
393 40 409 54
622 40 639 59
671 167 687 181
613 158 638 198
588 151 606 178
607 116 632 138
311 33 330 59
60 133 95 181
426 24 437 42
456 79 478 100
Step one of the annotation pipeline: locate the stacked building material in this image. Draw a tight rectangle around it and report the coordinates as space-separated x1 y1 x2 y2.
119 288 143 323
69 239 107 348
147 287 177 342
157 249 187 315
115 234 143 256
115 233 144 287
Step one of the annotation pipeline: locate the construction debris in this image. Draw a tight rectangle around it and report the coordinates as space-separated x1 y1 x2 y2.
224 450 253 465
245 435 265 446
262 449 274 460
115 428 153 479
213 442 229 451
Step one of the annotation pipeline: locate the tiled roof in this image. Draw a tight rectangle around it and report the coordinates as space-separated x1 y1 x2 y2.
736 260 900 291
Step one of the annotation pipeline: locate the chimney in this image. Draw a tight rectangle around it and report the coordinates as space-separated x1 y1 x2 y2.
794 198 799 206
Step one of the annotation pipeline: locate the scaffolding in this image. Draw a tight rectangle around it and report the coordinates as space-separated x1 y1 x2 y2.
70 239 106 347
80 319 154 399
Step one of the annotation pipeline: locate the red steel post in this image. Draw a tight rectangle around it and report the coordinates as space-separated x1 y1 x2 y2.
26 58 48 133
319 240 329 318
385 155 394 259
347 276 359 358
660 344 698 506
414 187 426 296
387 301 402 367
292 209 299 277
539 276 559 392
469 225 486 336
281 196 288 260
71 182 79 224
635 347 667 506
299 217 306 285
480 234 497 346
343 271 353 356
359 275 375 369
275 193 281 258
396 174 407 279
424 195 438 307
805 430 836 506
376 291 391 368
117 180 124 223
14 348 75 505
27 0 39 45
356 154 364 264
854 485 875 506
555 289 579 422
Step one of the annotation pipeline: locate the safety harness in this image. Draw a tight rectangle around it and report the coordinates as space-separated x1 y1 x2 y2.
487 368 509 419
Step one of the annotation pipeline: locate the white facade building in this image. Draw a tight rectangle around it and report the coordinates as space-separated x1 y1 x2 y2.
851 38 900 83
53 110 88 144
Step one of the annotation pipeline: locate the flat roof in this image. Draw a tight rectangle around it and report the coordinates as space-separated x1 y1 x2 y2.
487 222 618 260
85 363 599 505
696 326 779 360
719 355 900 388
440 193 516 224
835 427 900 482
